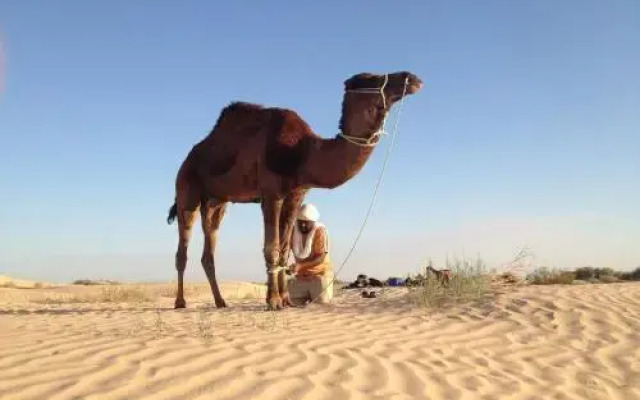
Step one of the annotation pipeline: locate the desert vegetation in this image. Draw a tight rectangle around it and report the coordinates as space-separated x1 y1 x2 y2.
3 263 638 310
403 253 639 309
526 266 640 285
23 282 266 305
71 279 121 286
407 257 493 309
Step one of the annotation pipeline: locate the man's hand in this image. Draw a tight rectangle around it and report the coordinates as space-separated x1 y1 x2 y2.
298 253 326 269
286 263 297 276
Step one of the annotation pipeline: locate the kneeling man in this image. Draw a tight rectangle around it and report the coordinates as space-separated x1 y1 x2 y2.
288 203 334 305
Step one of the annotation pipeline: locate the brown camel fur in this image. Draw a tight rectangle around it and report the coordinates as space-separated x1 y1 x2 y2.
167 71 423 310
426 265 452 286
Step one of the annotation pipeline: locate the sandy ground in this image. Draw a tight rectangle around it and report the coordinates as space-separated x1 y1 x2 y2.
0 275 61 289
0 278 639 400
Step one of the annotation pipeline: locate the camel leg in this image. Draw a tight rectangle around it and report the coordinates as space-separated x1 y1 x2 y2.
174 203 200 309
201 199 228 308
278 190 306 307
261 197 284 310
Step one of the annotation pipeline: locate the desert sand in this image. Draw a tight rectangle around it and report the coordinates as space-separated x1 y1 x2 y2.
0 278 639 400
0 275 60 289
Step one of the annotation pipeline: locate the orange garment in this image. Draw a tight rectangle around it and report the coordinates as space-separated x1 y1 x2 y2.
293 226 332 280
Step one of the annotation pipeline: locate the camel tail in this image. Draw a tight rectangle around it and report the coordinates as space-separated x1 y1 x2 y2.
167 200 178 225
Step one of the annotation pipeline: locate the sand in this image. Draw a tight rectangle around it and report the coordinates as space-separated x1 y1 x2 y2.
0 279 639 400
0 275 60 289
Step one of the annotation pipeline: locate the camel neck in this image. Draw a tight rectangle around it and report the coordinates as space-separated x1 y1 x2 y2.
299 133 375 189
300 94 387 189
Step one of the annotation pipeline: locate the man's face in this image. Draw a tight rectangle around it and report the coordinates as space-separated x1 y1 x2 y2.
297 219 314 234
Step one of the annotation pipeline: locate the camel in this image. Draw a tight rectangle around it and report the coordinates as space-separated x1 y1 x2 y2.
166 71 423 310
426 265 452 286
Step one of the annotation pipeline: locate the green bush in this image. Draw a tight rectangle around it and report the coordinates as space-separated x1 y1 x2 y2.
526 267 575 285
594 267 615 279
574 267 595 280
619 267 640 281
529 266 639 284
72 279 120 286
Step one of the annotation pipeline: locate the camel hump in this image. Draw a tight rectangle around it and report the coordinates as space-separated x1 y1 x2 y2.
264 110 315 177
226 101 264 112
213 102 264 127
198 101 315 177
205 101 271 138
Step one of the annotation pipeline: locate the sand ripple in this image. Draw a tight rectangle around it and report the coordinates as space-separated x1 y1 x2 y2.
1 282 639 399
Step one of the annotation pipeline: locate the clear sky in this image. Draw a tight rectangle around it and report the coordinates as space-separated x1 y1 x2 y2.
1 1 639 284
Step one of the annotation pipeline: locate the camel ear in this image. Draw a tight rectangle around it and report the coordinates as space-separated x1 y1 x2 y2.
344 73 374 90
344 75 359 90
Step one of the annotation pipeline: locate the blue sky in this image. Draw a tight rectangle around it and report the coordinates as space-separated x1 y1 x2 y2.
1 1 639 283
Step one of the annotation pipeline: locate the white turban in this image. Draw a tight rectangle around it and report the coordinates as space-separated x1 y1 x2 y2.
297 203 320 222
293 203 326 259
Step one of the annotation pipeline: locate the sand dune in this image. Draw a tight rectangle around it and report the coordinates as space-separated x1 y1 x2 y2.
1 280 639 399
0 275 58 289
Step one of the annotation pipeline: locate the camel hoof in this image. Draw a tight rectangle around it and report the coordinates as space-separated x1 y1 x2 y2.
215 300 227 308
174 299 186 309
267 297 283 311
280 292 295 308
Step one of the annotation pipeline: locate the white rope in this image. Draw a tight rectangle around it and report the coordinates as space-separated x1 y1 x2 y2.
338 74 390 147
347 73 389 108
337 131 381 147
306 76 411 305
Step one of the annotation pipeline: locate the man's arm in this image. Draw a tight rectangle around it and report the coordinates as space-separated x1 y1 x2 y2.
300 253 326 267
298 227 328 267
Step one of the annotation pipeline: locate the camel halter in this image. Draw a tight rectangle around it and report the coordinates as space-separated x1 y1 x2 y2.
337 74 409 147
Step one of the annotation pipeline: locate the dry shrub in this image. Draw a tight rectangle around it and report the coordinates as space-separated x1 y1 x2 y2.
153 282 212 298
72 279 121 285
408 257 492 309
98 285 152 302
492 272 525 286
32 285 153 304
155 282 266 301
598 275 620 284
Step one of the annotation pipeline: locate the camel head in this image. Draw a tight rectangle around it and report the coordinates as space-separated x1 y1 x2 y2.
339 71 423 145
344 71 423 108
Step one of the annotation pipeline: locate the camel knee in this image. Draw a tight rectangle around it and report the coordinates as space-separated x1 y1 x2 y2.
175 249 188 271
200 253 214 269
277 247 290 266
263 245 279 266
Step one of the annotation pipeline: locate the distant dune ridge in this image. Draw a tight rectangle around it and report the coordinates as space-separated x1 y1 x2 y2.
0 275 639 399
0 274 57 289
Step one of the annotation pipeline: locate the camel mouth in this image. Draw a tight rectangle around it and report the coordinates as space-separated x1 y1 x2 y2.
406 80 423 94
